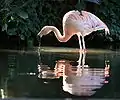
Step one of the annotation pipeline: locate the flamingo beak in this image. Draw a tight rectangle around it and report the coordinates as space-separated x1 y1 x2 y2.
40 34 43 38
37 34 42 42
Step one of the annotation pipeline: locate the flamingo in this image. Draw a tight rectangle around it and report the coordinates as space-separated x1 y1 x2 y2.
37 10 110 50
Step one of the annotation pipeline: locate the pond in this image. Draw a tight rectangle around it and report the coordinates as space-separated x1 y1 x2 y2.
0 47 120 99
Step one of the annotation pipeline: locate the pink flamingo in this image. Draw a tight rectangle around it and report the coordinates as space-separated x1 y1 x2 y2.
37 10 110 50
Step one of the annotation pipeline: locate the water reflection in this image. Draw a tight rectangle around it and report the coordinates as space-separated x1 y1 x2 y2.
0 54 17 99
38 52 110 96
0 49 111 98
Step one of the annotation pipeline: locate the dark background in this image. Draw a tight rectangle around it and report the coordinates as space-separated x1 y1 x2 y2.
0 0 120 49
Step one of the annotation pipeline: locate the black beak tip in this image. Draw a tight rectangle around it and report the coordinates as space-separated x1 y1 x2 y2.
37 35 41 41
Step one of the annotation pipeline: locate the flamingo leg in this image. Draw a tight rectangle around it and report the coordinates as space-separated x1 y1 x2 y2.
82 36 86 50
76 51 82 76
77 51 82 67
77 35 82 50
82 52 86 67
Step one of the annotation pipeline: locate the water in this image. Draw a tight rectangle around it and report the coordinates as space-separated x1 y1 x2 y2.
0 47 120 99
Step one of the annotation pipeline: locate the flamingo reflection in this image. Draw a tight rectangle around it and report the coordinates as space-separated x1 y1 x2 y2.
37 52 110 96
54 52 110 96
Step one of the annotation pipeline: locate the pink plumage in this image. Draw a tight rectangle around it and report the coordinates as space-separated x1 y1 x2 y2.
63 10 109 36
38 10 110 50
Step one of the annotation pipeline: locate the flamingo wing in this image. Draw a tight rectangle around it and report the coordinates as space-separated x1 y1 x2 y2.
86 11 110 34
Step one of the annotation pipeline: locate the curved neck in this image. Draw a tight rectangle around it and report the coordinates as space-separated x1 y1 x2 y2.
51 26 72 42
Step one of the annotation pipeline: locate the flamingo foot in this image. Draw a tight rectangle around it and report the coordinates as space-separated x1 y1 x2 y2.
79 49 87 53
79 49 84 52
83 49 87 52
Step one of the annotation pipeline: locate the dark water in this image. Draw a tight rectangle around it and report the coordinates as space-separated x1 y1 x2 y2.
0 47 120 99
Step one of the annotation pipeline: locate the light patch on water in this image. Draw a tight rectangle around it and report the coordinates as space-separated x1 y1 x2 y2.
0 49 37 54
44 81 49 84
0 46 119 55
0 89 7 99
39 46 118 54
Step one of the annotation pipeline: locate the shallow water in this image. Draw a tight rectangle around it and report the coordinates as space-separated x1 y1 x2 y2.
0 47 120 99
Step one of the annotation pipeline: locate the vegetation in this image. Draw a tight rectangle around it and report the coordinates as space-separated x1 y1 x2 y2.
0 0 120 48
97 0 120 42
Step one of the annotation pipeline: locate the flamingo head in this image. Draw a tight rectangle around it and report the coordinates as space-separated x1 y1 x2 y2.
37 26 53 38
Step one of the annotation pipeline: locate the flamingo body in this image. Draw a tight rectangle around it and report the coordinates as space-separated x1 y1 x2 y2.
38 10 110 50
63 10 109 36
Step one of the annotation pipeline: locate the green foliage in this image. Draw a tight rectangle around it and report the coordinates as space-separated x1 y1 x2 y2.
0 0 40 41
97 0 120 41
0 0 66 41
0 0 120 44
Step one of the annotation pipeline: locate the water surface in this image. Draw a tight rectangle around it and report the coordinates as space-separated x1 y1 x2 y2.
0 47 120 99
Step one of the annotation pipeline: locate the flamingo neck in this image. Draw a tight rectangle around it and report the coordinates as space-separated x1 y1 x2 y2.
51 26 70 42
